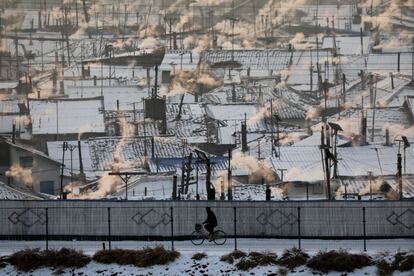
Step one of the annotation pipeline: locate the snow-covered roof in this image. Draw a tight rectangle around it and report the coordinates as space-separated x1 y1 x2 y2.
66 85 149 111
0 182 45 200
206 104 259 121
0 81 19 90
29 98 106 135
89 136 193 171
201 49 291 77
159 50 199 71
269 145 414 182
322 35 370 56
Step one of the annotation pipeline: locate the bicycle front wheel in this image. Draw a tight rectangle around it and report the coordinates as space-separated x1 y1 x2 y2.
190 230 205 245
213 230 227 245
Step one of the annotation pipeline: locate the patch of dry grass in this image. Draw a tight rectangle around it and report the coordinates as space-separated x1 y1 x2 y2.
7 248 90 272
307 250 372 273
93 245 180 267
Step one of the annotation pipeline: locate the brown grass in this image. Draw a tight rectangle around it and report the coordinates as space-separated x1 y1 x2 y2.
307 250 372 273
376 259 393 276
278 247 309 269
93 245 180 267
7 248 90 272
220 250 247 264
191 252 207 261
235 251 278 271
391 252 414 271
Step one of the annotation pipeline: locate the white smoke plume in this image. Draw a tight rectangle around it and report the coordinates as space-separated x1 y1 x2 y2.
231 152 276 183
6 164 33 187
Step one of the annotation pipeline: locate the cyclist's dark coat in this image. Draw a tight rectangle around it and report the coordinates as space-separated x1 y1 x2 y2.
203 207 217 233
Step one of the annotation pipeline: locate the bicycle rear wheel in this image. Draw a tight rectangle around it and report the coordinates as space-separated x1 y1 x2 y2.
190 230 205 245
213 230 227 245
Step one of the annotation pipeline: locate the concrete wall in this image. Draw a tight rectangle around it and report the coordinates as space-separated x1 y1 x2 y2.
0 200 412 239
9 148 60 194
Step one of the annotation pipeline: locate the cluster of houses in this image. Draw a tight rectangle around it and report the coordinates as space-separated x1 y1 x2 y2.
0 0 413 201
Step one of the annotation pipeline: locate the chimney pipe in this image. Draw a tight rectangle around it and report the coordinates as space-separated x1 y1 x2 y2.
151 137 155 158
59 80 64 95
397 52 400 72
385 128 390 146
12 123 16 144
78 140 85 179
231 83 236 102
153 65 158 98
227 149 232 200
360 111 367 145
397 153 403 199
390 72 394 89
241 122 248 152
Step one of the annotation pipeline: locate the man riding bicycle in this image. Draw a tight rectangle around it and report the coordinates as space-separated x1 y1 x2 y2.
202 207 217 241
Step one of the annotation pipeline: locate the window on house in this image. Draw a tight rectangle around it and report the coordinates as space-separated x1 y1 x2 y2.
40 181 55 195
19 156 33 168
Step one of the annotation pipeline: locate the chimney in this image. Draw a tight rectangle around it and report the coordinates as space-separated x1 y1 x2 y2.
172 175 177 200
306 118 313 136
12 123 16 144
227 149 232 200
397 52 400 72
151 137 155 158
360 111 367 145
59 80 64 94
385 128 390 146
397 153 403 199
241 122 248 152
189 52 193 63
390 72 394 89
153 65 158 98
231 83 236 102
78 140 85 181
173 32 177 50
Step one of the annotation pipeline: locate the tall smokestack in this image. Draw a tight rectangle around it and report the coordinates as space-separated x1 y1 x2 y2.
78 140 85 180
227 149 232 200
241 122 248 152
397 153 403 199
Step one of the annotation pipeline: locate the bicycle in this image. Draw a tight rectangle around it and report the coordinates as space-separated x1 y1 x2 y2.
190 223 227 245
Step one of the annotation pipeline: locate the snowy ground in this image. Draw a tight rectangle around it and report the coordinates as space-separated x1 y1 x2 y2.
0 239 412 275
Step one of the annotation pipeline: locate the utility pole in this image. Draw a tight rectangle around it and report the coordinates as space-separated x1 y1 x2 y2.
227 149 232 200
108 172 146 200
60 142 68 199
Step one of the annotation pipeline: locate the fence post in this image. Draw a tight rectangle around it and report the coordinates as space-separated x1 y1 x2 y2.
233 207 237 251
170 207 174 250
45 208 49 251
362 207 366 252
297 207 301 250
107 207 111 250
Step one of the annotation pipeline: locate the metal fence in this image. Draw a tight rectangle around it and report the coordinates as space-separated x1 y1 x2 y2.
0 200 413 252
